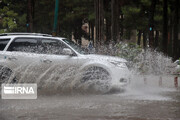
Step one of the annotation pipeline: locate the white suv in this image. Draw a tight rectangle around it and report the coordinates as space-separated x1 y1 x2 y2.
0 33 130 93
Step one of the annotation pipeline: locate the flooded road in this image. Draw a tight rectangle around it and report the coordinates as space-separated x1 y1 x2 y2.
0 76 180 120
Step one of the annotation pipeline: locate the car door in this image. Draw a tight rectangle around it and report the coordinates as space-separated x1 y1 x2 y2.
0 38 16 83
35 38 79 86
4 37 42 83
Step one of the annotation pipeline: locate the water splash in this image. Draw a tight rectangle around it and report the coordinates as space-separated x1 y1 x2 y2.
0 42 177 95
131 49 174 75
96 42 174 75
0 63 114 94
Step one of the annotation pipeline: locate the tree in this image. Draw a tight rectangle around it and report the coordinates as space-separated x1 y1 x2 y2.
162 0 168 54
111 0 120 43
33 0 54 33
27 0 34 32
57 0 94 44
173 0 179 59
0 6 17 33
148 0 156 48
94 0 104 47
137 30 142 45
104 0 111 44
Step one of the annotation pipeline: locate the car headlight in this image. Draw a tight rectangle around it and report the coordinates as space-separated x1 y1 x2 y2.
109 61 127 68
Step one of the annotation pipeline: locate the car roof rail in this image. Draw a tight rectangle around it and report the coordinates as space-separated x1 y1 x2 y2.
0 33 52 37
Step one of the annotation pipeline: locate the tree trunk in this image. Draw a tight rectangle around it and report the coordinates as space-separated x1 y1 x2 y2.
120 13 124 40
105 18 111 44
149 0 156 48
169 12 173 57
173 0 179 60
104 0 111 44
91 23 94 46
162 0 168 54
143 32 147 49
89 22 91 41
111 0 120 43
95 0 104 48
154 30 159 48
27 0 33 32
137 30 141 46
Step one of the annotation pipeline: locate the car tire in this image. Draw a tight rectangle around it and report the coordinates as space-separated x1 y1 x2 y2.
0 65 17 84
80 66 112 93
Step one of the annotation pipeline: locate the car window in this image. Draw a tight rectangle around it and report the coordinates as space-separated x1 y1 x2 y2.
7 38 39 53
40 38 69 55
63 39 88 54
0 39 10 51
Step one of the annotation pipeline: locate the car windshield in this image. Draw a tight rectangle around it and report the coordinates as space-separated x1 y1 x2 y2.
63 39 88 54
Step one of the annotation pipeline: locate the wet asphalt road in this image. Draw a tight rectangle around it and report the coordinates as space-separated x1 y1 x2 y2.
0 76 180 120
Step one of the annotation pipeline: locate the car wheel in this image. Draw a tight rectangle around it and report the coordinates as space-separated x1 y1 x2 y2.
81 66 112 93
0 65 17 84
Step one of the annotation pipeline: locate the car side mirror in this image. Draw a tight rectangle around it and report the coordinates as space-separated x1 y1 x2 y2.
62 48 73 56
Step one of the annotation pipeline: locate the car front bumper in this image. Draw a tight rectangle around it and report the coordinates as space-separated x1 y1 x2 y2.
109 66 131 89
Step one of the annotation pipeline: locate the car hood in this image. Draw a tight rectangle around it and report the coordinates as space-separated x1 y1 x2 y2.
82 54 127 63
